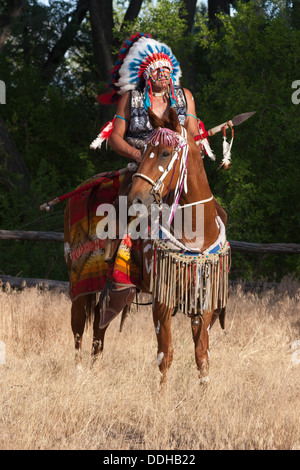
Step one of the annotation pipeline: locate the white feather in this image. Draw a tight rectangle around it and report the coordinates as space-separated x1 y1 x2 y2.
90 121 114 150
90 134 104 150
202 139 216 161
222 135 233 167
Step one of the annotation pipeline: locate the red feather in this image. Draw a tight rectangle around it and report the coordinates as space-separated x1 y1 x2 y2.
97 91 117 105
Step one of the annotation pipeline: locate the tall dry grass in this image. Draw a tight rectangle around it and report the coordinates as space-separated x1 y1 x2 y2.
0 280 299 450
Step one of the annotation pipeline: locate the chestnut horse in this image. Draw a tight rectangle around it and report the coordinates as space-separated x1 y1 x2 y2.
125 108 229 383
64 107 229 383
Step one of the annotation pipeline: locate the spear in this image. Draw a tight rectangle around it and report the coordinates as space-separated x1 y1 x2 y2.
194 111 256 142
39 166 134 211
40 112 255 211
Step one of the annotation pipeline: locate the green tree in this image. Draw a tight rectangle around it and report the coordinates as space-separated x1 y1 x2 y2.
194 1 300 279
0 0 147 280
0 0 299 282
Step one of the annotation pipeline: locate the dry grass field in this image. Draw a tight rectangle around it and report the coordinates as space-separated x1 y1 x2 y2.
0 279 299 450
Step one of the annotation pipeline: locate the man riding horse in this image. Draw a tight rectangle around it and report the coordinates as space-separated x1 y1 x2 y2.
92 33 227 328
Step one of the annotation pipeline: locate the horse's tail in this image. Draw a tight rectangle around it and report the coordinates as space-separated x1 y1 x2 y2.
84 292 101 330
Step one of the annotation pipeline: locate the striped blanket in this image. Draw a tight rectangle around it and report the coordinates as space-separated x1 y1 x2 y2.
68 171 140 301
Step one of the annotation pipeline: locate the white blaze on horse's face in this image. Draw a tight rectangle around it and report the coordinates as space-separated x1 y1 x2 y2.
148 145 176 182
129 127 188 210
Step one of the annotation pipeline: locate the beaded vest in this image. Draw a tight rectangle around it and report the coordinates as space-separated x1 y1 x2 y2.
125 86 187 150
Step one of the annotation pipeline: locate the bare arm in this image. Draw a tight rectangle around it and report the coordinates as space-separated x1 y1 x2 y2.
183 88 200 139
108 92 142 163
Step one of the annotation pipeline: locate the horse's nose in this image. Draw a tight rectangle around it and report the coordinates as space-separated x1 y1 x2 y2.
132 196 143 206
127 192 144 207
128 191 153 210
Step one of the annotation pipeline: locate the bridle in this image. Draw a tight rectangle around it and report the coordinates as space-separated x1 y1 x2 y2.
131 125 216 253
132 126 189 210
132 126 213 225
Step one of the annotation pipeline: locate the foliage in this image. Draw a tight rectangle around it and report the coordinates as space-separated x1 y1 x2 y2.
0 0 299 282
193 1 300 279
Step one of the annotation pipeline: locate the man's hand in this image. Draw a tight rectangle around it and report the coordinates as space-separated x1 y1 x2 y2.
134 150 142 163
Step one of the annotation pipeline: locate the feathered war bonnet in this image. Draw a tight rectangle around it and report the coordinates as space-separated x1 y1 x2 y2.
90 32 182 149
114 35 181 110
98 32 182 109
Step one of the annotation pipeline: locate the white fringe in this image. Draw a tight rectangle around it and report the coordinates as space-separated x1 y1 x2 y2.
150 239 230 316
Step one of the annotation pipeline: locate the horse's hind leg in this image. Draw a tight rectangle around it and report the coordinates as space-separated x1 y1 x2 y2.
91 302 108 367
71 295 87 369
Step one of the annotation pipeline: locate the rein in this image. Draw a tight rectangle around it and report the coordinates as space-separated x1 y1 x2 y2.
132 126 213 220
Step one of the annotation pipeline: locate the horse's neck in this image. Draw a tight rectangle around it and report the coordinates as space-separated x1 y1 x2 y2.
179 153 212 206
175 151 219 252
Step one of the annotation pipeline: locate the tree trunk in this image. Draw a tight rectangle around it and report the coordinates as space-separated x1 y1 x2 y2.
178 0 198 92
208 0 230 22
0 114 30 190
88 0 145 82
292 0 300 29
0 0 146 187
0 2 29 191
41 0 89 84
121 0 144 31
0 0 25 52
180 0 197 33
88 0 114 82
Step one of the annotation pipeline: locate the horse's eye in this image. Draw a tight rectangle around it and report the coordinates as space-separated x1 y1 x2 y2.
160 150 171 159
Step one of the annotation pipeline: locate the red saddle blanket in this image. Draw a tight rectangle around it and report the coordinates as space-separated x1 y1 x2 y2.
68 171 141 301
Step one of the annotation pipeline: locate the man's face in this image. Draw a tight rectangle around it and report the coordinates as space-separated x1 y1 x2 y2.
150 67 171 88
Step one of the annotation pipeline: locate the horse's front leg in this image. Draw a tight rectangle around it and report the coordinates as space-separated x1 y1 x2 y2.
191 309 214 384
153 301 173 385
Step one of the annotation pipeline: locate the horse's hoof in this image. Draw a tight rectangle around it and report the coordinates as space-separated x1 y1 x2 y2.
199 375 209 385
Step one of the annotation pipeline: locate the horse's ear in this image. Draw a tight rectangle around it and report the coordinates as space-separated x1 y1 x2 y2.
148 108 165 129
167 107 181 133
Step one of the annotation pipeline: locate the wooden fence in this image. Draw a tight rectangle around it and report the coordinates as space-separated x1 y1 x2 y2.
0 229 299 292
1 229 300 254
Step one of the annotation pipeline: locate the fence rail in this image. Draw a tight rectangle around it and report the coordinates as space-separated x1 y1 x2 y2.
0 274 281 294
1 229 299 293
228 240 300 254
0 275 69 292
1 229 300 254
0 229 64 242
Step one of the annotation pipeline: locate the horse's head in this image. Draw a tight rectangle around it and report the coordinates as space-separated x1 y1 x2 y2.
128 107 191 210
